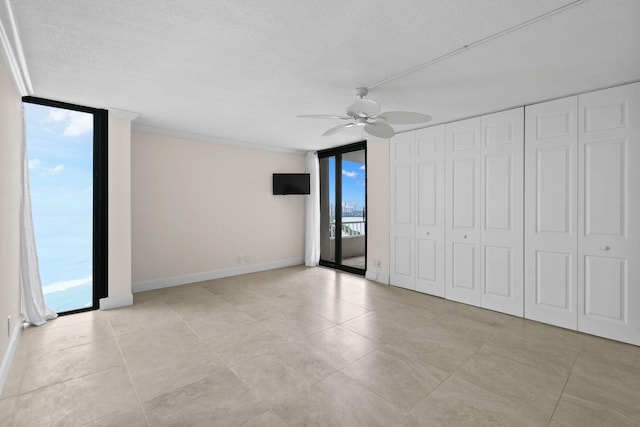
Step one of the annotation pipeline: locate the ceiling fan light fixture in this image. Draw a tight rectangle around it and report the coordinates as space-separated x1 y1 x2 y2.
297 87 432 138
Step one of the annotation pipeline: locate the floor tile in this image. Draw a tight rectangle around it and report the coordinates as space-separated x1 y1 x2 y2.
429 313 500 347
341 310 417 345
3 266 640 426
297 326 377 370
19 338 124 394
11 366 141 427
482 332 578 378
126 343 225 402
403 376 542 427
273 371 404 427
263 310 334 341
143 368 266 427
380 325 479 374
266 342 336 383
81 407 149 426
341 349 448 414
300 297 370 323
205 322 290 367
183 308 258 342
232 353 317 407
161 284 232 319
240 410 289 427
338 289 405 311
230 293 300 321
116 321 202 365
453 346 568 425
0 397 16 426
559 354 640 423
107 299 182 336
549 393 639 427
14 318 114 359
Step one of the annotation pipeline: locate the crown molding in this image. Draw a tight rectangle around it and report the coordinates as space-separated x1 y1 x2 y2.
0 0 32 96
109 108 140 121
132 123 307 156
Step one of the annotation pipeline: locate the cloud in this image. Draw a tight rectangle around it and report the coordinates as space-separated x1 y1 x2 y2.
41 164 64 177
44 109 92 137
42 275 92 295
28 158 41 169
342 169 358 178
63 112 93 136
359 165 366 170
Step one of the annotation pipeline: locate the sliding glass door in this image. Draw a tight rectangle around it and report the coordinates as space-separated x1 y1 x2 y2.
318 141 366 275
23 97 107 315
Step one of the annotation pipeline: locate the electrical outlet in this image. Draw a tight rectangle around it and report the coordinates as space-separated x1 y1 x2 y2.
236 256 242 264
374 259 382 268
243 255 250 263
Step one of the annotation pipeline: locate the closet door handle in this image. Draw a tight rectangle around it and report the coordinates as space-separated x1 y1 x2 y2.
601 245 611 251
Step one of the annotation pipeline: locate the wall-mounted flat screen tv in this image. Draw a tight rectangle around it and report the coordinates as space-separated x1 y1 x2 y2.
273 173 310 195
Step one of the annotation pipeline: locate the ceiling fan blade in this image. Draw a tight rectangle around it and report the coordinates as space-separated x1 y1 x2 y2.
364 122 395 138
297 114 352 120
375 111 432 125
322 123 355 136
346 98 380 118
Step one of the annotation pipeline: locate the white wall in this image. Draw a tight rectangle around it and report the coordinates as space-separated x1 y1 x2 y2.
0 53 23 389
131 131 306 289
366 138 390 283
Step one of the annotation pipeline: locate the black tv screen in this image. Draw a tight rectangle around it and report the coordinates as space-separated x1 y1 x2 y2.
273 173 310 195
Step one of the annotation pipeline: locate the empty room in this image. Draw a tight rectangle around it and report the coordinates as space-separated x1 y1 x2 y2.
1 0 640 426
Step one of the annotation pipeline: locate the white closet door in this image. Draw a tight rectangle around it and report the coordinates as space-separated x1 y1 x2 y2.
446 117 481 305
524 96 578 329
415 125 445 297
390 131 415 290
577 82 640 345
480 108 524 316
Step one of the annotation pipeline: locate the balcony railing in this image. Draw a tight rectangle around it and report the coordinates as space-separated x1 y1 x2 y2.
329 220 365 239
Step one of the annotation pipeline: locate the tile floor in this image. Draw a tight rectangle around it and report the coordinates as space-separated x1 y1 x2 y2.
1 266 639 426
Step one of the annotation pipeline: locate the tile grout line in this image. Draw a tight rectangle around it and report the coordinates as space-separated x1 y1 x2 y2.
546 351 580 426
109 318 151 427
402 339 485 417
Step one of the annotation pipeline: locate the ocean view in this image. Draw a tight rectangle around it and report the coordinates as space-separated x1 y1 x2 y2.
25 101 95 313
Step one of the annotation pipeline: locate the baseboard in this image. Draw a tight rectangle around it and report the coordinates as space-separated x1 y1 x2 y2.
99 294 133 310
0 315 24 396
132 258 304 293
365 270 390 285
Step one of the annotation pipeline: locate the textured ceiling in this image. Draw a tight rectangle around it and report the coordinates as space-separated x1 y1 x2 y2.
9 0 640 152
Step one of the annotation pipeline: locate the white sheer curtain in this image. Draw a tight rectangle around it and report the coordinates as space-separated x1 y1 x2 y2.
305 151 320 266
20 108 57 326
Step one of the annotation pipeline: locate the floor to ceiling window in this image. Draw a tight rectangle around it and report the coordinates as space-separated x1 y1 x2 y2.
318 141 366 275
23 97 108 314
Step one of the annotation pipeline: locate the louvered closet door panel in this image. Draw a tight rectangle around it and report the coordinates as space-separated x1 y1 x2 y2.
415 125 446 297
480 108 524 316
524 96 578 329
577 82 640 345
446 117 482 306
390 131 416 290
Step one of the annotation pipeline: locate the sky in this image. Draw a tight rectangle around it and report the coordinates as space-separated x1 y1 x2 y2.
328 156 366 213
24 102 94 312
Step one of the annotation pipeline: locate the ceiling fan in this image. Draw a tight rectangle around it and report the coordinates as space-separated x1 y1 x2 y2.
297 87 431 138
